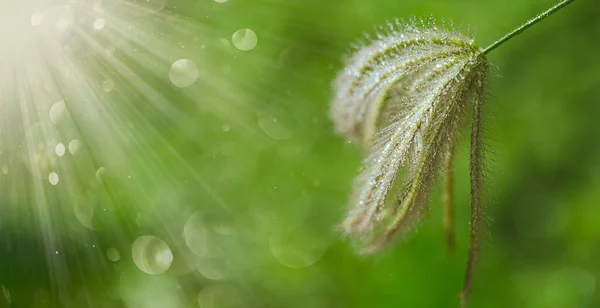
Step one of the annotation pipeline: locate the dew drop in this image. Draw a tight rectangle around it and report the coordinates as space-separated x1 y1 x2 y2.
106 247 121 262
1 164 8 175
232 29 257 51
131 236 173 275
169 59 198 88
93 18 105 30
183 213 209 257
55 143 65 156
96 166 108 182
197 258 228 280
49 100 66 124
269 227 328 269
74 196 95 230
48 172 59 185
68 139 80 155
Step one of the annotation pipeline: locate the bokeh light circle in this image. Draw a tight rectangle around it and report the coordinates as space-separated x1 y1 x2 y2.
48 172 59 185
107 247 121 262
232 29 257 51
68 139 80 155
55 143 65 156
131 236 173 275
169 59 198 88
269 227 329 269
93 18 106 30
183 212 210 257
49 100 66 124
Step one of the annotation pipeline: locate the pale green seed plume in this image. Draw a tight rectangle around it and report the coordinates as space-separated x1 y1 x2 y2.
330 0 577 305
331 20 489 304
332 18 488 248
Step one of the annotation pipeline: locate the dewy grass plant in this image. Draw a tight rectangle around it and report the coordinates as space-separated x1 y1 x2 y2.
330 0 577 306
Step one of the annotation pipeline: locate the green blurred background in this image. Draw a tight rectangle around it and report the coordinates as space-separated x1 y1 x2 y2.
1 0 599 307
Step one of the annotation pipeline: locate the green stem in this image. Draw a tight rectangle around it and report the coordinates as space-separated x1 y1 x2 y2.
483 0 577 54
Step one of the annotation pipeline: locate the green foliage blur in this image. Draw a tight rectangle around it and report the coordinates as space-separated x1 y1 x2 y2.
1 0 600 307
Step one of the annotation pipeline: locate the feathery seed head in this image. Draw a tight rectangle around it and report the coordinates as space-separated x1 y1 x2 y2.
329 0 579 302
330 18 489 251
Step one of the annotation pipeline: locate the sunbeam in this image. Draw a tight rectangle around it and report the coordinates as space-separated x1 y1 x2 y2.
0 0 272 306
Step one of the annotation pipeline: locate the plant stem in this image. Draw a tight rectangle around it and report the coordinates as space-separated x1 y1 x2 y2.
482 0 577 54
442 150 455 254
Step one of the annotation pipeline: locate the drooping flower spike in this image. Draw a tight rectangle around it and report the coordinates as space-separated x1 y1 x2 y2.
330 0 577 304
331 17 489 302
